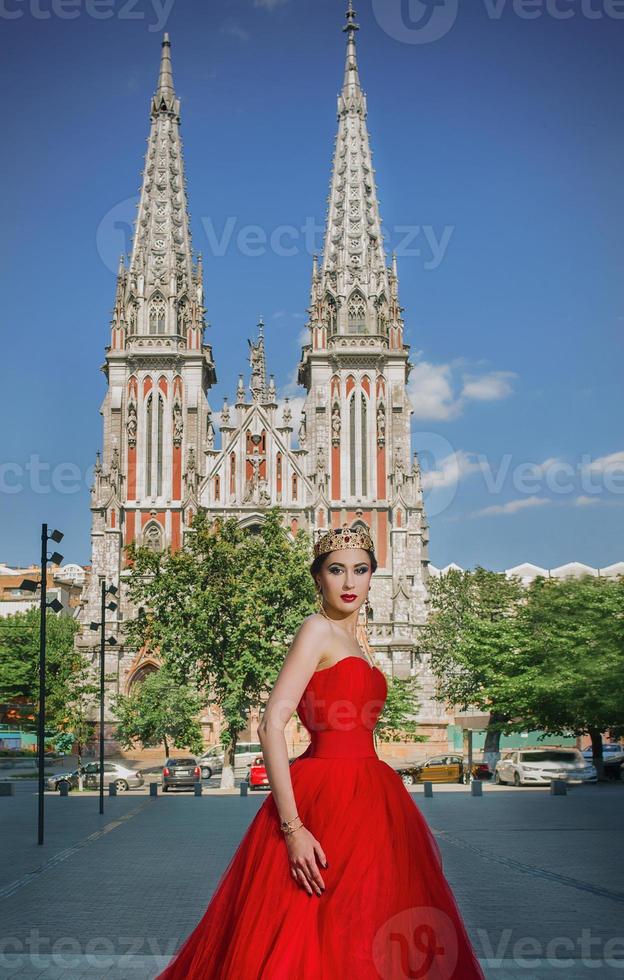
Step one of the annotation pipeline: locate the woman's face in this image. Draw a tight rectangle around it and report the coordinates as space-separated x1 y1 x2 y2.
315 548 373 615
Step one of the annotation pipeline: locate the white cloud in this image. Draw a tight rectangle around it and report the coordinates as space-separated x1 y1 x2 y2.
407 360 460 421
253 0 290 8
472 496 552 517
407 356 517 421
420 450 482 491
581 450 624 477
220 20 250 41
574 495 603 507
460 370 516 402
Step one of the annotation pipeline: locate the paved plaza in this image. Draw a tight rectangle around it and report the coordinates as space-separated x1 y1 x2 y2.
0 779 622 978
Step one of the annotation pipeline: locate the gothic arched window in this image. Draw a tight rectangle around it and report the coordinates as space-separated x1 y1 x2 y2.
361 393 368 496
347 292 367 335
148 293 166 335
145 392 165 497
349 393 356 496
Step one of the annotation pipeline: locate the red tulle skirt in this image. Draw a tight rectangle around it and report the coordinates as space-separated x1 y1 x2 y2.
154 750 485 979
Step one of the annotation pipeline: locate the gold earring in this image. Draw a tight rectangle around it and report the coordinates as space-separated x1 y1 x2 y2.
315 585 324 612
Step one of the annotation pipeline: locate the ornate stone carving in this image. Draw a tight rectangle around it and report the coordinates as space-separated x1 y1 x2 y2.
331 402 341 446
126 399 137 448
172 398 183 447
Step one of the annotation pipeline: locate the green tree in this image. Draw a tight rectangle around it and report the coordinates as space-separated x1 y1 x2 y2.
111 669 205 758
494 574 624 777
422 567 525 758
376 673 428 745
0 609 96 762
123 507 316 783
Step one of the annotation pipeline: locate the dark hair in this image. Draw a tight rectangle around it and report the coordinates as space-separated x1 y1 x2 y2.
309 548 378 586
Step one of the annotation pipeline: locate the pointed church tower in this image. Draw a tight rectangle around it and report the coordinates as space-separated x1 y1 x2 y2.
298 4 433 700
77 36 217 713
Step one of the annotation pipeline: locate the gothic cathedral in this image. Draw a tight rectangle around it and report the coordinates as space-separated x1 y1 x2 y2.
77 6 450 750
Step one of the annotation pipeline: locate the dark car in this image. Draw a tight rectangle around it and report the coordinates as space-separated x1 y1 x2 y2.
396 754 492 787
162 757 201 792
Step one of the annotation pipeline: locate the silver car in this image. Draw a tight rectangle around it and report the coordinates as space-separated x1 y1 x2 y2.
83 761 144 792
197 742 263 779
495 748 597 786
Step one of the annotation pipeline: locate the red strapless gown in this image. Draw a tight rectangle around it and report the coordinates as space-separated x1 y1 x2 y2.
154 656 485 979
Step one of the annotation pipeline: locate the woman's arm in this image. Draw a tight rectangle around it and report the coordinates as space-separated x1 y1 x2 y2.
257 615 328 896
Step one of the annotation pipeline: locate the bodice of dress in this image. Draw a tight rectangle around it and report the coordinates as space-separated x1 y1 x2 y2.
296 656 388 760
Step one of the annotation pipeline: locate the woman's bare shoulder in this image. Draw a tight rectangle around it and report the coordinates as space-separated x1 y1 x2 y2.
298 612 332 638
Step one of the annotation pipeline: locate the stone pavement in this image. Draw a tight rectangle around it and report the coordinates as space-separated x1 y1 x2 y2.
0 779 622 978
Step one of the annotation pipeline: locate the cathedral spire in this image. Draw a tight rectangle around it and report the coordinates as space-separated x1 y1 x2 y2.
153 32 176 115
124 33 195 336
342 0 362 102
303 2 400 344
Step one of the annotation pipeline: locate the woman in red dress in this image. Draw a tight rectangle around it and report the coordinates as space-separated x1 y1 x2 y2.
155 522 485 979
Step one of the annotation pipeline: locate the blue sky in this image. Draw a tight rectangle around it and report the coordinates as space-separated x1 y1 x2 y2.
1 0 622 572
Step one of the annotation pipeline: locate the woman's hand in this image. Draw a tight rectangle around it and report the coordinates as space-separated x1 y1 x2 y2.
285 826 327 896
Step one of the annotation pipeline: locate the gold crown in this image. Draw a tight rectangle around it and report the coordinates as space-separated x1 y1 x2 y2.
313 521 375 559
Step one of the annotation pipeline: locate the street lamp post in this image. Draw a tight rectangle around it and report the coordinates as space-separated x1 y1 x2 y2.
89 581 117 815
20 523 64 846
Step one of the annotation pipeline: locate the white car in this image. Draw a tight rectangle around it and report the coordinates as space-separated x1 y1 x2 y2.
494 748 597 786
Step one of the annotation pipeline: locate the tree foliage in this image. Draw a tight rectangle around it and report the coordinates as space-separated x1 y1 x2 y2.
423 567 624 767
111 669 205 758
123 507 317 763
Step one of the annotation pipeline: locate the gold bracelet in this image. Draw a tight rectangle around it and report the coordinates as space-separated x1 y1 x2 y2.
280 814 303 836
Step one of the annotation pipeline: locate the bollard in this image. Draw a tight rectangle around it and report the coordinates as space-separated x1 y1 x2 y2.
149 782 158 797
0 783 14 796
108 783 117 797
194 781 202 796
471 779 483 796
550 779 567 795
59 782 69 797
240 780 248 797
423 781 433 798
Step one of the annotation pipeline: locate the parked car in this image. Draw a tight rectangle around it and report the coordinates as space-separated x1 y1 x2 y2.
395 754 492 786
197 742 263 780
83 762 144 792
494 748 597 786
162 757 201 792
246 755 297 790
582 744 624 761
248 756 270 791
45 765 88 792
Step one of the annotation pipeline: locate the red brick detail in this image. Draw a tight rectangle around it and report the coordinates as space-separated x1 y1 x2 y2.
171 511 181 553
376 443 386 501
127 446 136 499
172 444 181 500
331 444 341 500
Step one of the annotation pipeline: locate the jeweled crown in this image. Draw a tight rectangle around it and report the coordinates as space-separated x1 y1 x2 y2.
313 521 375 559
